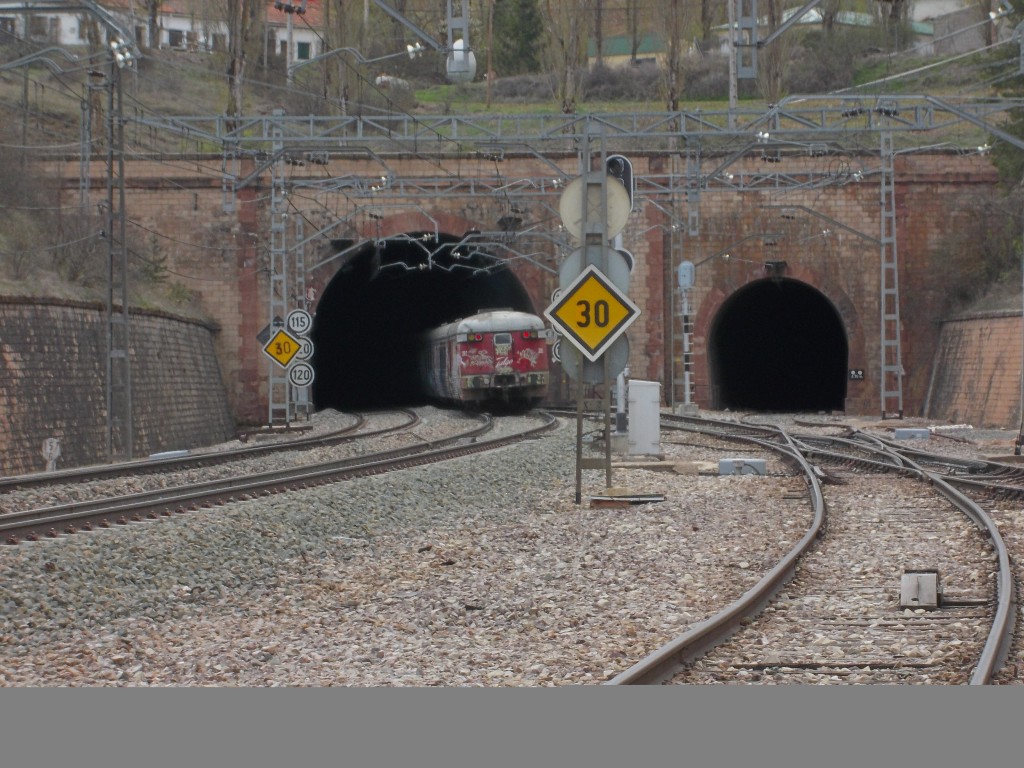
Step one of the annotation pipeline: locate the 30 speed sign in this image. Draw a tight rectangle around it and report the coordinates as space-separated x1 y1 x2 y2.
544 264 639 362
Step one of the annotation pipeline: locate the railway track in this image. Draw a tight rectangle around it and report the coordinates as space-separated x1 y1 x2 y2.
1 410 557 545
0 410 405 494
607 415 1016 685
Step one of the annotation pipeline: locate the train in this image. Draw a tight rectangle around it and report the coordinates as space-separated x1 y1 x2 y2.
419 309 552 411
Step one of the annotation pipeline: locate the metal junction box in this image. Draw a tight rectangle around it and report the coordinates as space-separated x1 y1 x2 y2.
627 380 662 456
718 458 767 476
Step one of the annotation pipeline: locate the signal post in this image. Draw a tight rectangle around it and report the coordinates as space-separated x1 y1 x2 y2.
545 128 637 503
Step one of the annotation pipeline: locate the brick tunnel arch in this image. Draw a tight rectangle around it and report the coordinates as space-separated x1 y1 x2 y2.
309 232 538 410
708 277 848 412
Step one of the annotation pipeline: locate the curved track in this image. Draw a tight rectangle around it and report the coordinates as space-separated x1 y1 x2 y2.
607 414 1015 685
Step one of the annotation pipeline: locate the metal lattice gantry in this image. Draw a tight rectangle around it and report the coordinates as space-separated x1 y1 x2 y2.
102 41 135 461
132 95 1024 151
268 113 290 426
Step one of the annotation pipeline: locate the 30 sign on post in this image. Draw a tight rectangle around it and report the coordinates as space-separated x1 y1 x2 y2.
544 264 640 362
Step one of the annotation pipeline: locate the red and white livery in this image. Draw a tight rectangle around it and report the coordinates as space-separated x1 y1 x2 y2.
420 310 551 410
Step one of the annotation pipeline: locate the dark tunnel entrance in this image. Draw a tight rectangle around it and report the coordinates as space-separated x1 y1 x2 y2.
708 278 848 412
310 233 537 410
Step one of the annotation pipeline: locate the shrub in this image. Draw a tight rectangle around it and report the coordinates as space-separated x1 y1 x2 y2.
932 187 1024 313
491 74 556 103
785 25 902 94
583 63 662 102
681 54 730 101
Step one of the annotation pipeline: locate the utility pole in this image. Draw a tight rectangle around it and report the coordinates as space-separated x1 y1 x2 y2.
728 0 737 128
104 39 135 461
486 0 493 108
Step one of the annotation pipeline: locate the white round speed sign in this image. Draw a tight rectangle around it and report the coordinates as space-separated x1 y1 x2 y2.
288 361 315 388
295 337 314 361
286 309 313 337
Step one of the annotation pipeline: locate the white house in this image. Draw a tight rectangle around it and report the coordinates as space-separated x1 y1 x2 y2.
912 1 978 20
0 1 325 66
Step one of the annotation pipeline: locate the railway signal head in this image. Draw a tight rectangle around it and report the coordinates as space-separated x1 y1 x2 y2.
606 155 634 212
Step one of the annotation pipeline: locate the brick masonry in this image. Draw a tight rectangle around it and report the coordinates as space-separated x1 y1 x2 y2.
44 149 1009 429
0 298 235 476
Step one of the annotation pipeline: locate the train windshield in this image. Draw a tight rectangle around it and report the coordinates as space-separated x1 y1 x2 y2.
493 333 512 346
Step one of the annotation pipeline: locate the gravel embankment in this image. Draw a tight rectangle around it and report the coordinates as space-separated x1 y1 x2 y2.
674 470 997 684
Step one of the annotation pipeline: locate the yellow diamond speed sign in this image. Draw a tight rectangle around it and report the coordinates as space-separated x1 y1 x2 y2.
262 328 302 368
544 264 640 362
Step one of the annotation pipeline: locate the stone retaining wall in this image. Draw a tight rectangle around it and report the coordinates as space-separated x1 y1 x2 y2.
0 298 235 476
926 310 1023 429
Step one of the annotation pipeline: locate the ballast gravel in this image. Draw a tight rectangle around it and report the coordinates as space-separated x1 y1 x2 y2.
0 408 810 686
1 408 1021 686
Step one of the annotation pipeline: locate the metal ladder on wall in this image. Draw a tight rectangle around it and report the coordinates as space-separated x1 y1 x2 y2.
680 292 695 405
685 148 701 237
879 131 904 418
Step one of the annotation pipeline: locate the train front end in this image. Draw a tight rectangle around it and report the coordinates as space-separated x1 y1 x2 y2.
456 311 550 409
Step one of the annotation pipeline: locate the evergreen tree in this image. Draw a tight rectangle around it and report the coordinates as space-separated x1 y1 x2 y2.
492 0 544 76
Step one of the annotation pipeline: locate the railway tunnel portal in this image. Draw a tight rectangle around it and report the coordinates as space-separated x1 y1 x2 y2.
40 98 1010 427
707 278 849 413
310 232 537 410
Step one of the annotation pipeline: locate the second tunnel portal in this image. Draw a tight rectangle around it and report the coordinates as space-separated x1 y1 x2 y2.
708 278 849 413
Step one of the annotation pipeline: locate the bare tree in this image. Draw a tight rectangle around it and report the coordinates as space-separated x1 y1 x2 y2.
874 0 911 50
141 0 160 48
975 0 1003 46
756 0 789 104
225 0 262 127
143 1 162 48
652 0 694 111
700 0 724 49
626 0 642 62
542 0 590 113
820 0 842 34
885 0 906 22
323 0 366 114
